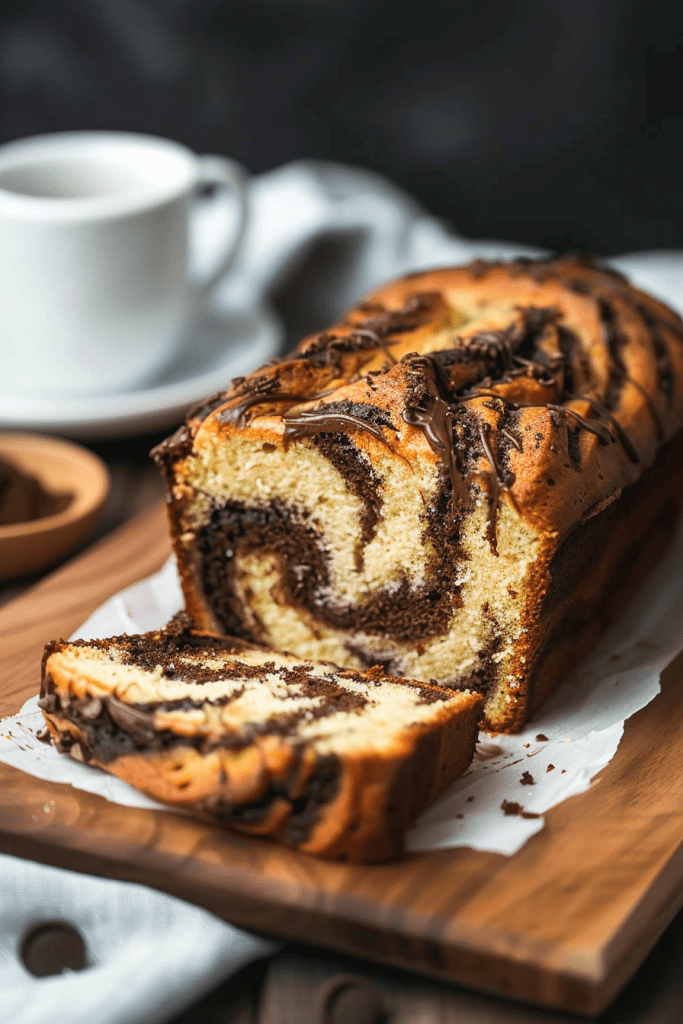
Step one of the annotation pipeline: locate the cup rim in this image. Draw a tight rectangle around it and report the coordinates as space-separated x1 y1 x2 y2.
0 130 198 222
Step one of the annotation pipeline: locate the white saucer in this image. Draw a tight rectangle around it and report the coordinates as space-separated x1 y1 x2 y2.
0 297 282 439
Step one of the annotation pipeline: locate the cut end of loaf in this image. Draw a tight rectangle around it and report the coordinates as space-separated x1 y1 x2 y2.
154 256 683 734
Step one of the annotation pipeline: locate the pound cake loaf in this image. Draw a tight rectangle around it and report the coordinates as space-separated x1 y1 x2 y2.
39 625 482 861
153 256 683 732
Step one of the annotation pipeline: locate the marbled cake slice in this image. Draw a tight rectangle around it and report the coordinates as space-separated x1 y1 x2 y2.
40 627 482 861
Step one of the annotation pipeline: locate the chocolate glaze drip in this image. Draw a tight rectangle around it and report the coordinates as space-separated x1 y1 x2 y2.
220 389 336 426
405 337 643 548
185 390 235 425
500 427 523 453
398 307 566 535
401 353 469 508
350 328 398 365
425 307 563 387
476 390 640 464
299 329 387 373
548 402 613 446
214 369 331 427
476 421 518 553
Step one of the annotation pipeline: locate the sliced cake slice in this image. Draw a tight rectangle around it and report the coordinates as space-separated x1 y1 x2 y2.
39 626 482 861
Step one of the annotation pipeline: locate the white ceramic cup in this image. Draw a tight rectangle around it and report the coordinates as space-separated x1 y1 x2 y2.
0 131 248 397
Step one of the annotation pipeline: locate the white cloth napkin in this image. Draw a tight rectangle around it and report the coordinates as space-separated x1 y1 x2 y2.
0 854 277 1024
3 158 683 1024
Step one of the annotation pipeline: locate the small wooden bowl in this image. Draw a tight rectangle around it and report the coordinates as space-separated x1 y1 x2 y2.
0 433 110 583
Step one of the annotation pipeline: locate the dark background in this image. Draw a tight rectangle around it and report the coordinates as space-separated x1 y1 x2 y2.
1 0 681 256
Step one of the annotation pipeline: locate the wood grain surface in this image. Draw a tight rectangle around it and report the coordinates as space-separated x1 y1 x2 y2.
1 500 683 1017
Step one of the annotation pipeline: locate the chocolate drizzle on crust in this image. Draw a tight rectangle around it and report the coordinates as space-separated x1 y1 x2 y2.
185 391 235 425
283 400 396 446
292 291 444 372
304 292 442 348
475 389 640 465
476 421 517 553
566 394 640 464
220 390 329 426
397 307 567 543
402 353 470 509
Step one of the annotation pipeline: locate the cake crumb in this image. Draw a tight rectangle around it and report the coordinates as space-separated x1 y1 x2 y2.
456 813 464 819
466 795 474 802
501 799 540 819
520 771 534 785
523 743 530 748
561 769 566 774
535 733 548 742
546 764 555 772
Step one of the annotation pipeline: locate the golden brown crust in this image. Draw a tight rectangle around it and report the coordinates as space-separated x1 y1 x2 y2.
156 256 683 536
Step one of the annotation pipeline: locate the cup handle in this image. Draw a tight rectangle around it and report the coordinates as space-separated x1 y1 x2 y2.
190 155 248 297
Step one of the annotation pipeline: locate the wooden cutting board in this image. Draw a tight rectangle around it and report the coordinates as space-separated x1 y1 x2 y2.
1 500 683 1017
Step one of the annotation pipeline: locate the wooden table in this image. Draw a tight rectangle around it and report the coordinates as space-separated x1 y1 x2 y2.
2 431 683 1024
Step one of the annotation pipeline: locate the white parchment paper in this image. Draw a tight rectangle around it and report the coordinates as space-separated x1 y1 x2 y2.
2 521 682 857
